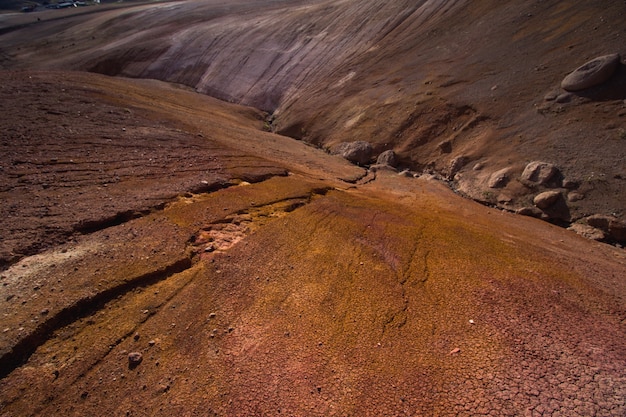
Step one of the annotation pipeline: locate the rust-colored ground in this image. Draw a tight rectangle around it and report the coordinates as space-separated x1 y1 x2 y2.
0 1 625 416
0 70 624 417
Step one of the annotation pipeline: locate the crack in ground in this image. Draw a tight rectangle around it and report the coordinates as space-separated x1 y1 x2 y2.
0 256 192 379
0 181 331 380
382 226 428 336
189 188 331 257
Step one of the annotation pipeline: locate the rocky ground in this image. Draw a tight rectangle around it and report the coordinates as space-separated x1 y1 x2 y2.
0 1 625 416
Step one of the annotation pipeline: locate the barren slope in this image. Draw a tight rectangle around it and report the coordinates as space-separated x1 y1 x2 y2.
0 1 625 416
0 70 625 417
0 0 624 228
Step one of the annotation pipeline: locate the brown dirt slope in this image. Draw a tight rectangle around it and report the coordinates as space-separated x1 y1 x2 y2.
0 0 623 229
0 70 625 416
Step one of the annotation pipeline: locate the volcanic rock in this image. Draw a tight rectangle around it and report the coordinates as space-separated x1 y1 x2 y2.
533 191 562 209
331 141 373 166
561 53 621 92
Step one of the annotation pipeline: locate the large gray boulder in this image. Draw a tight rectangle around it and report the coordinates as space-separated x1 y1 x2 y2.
561 53 621 92
521 161 559 185
331 141 373 166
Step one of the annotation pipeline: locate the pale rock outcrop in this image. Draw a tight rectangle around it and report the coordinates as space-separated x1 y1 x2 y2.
331 141 373 166
568 223 606 241
521 161 559 185
533 190 562 209
561 53 621 92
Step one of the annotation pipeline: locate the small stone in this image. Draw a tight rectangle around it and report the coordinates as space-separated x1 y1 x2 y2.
133 333 140 341
208 313 217 319
449 348 461 355
555 93 572 103
148 340 156 346
40 309 49 315
516 206 543 218
567 192 584 202
128 352 143 369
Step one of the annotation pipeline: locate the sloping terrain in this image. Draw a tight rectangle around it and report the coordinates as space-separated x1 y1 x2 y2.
1 0 624 230
0 0 625 416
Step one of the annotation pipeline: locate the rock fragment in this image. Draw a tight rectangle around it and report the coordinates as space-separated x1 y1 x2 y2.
128 352 143 369
533 191 562 209
561 53 621 92
568 223 606 241
521 161 559 185
488 168 510 188
449 155 468 177
516 206 543 218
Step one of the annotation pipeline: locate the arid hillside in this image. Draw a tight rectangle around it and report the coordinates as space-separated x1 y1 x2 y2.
1 0 624 232
0 1 625 416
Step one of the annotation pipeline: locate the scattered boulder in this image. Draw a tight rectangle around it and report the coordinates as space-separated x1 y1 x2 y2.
376 150 398 167
488 168 510 188
568 223 606 241
533 190 562 209
521 161 559 185
330 141 372 165
561 53 621 92
585 214 626 242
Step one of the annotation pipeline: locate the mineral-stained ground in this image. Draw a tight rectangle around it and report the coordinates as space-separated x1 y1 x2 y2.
0 1 625 416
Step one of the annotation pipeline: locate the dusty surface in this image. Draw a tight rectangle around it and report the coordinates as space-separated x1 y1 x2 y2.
1 0 624 225
0 0 625 416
